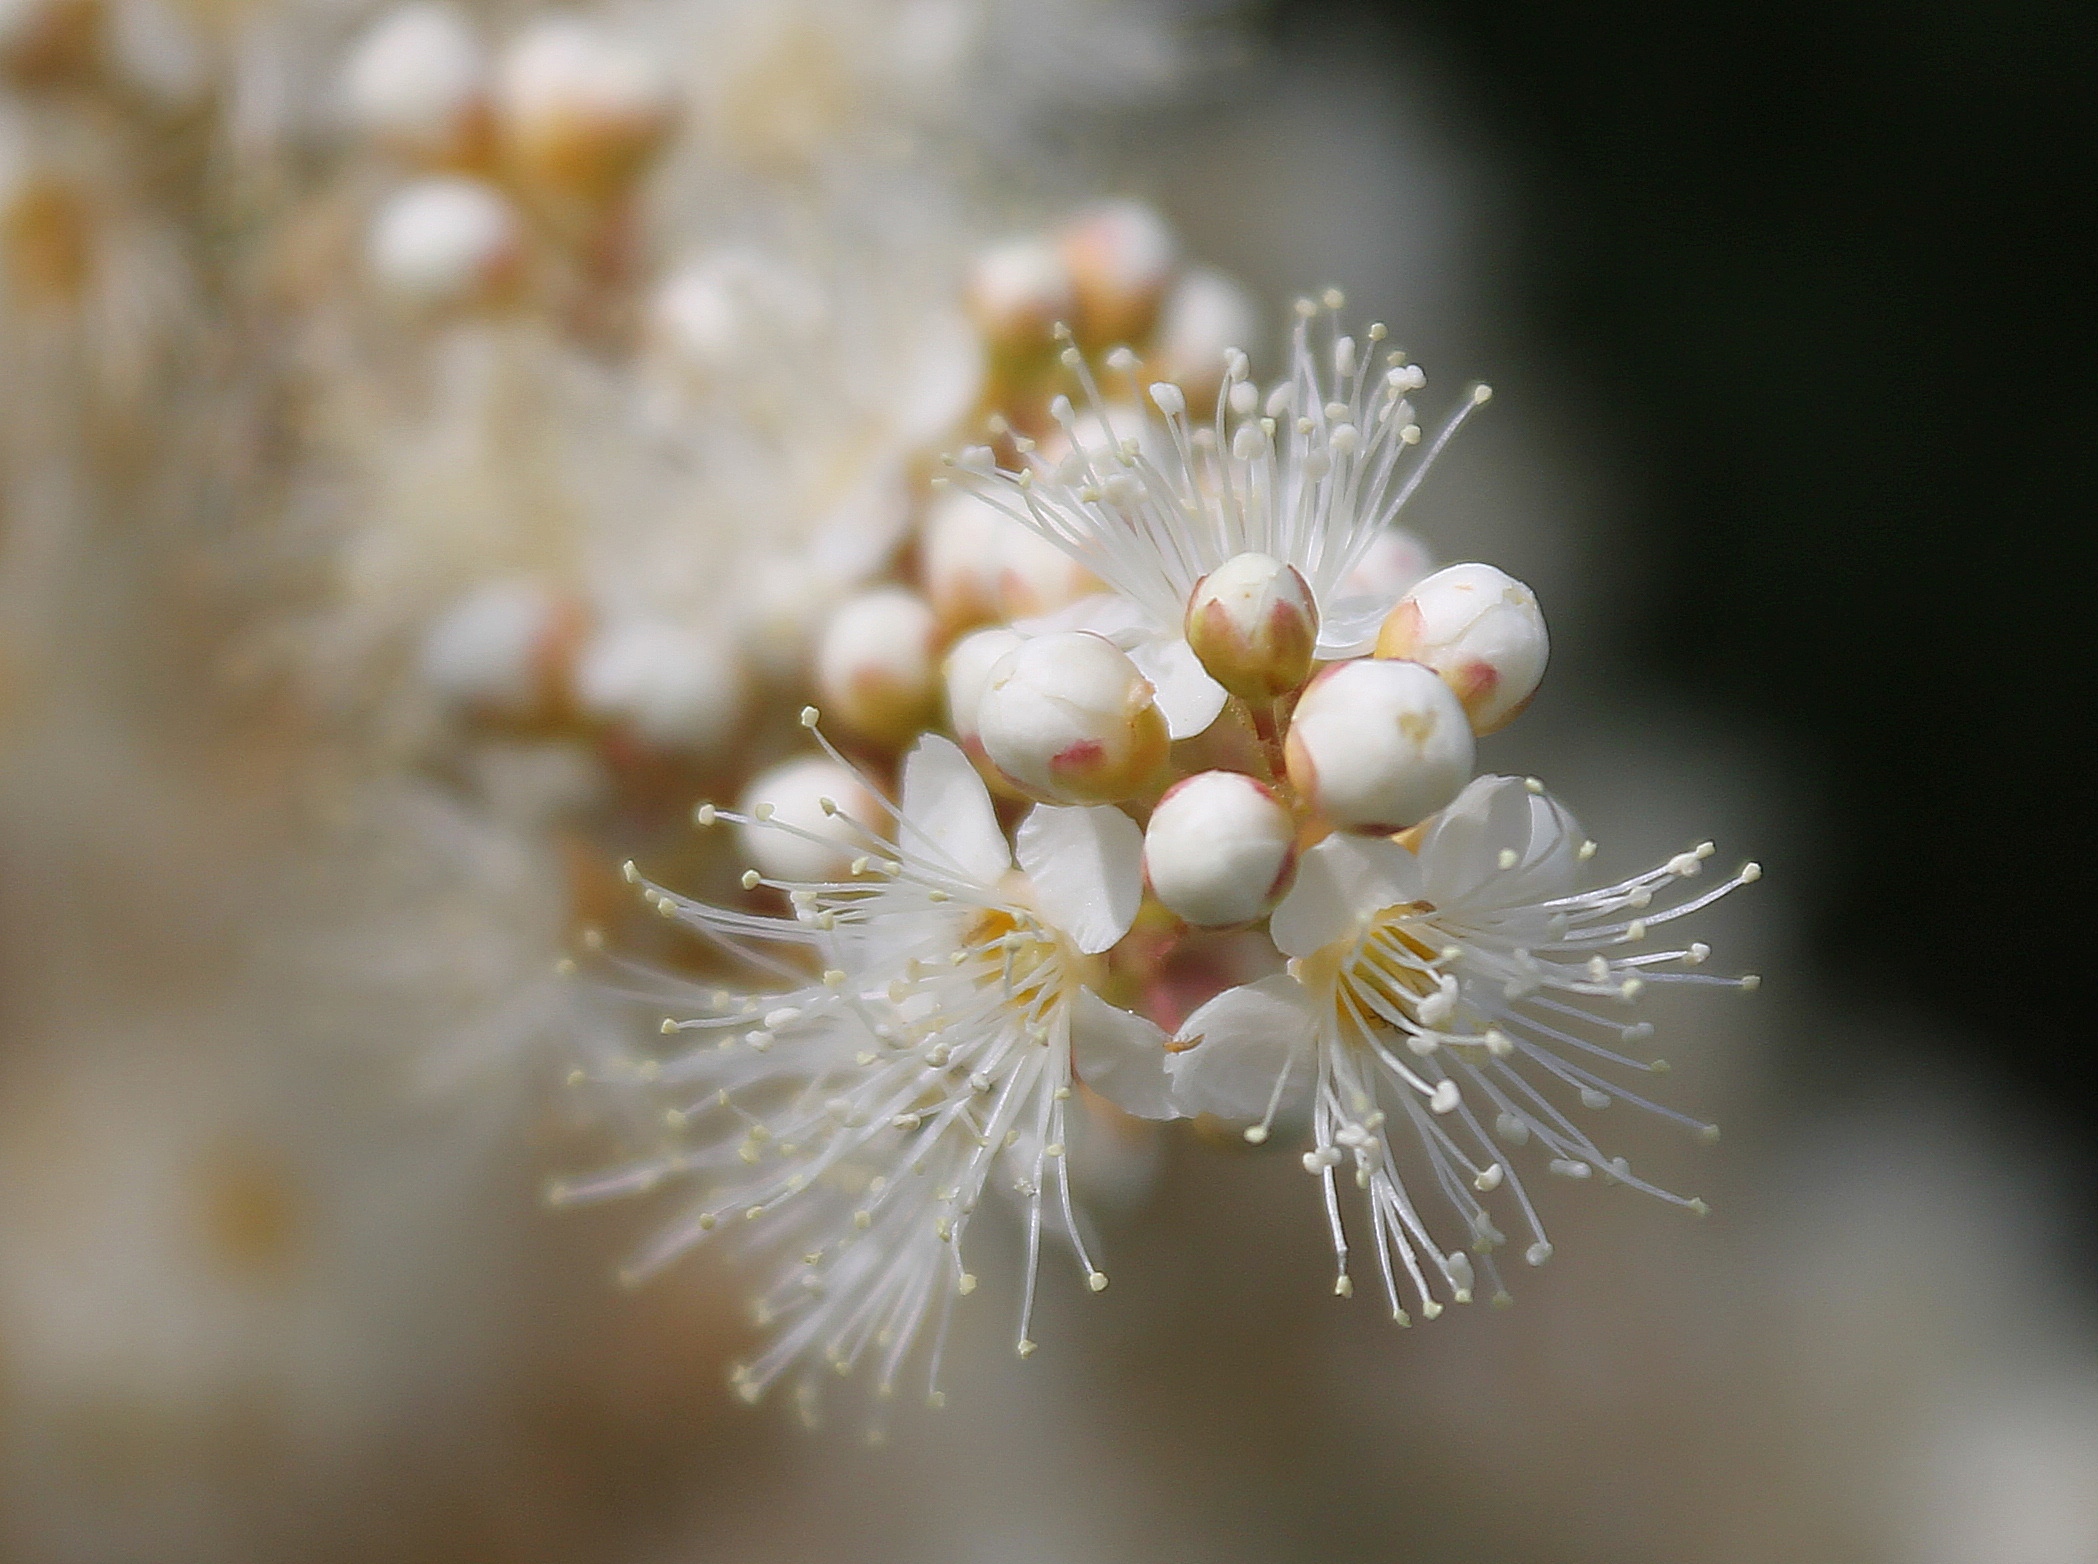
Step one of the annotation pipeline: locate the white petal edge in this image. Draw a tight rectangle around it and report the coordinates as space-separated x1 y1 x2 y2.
1016 803 1143 954
1069 987 1177 1120
1166 975 1319 1123
1128 633 1228 739
899 733 1010 885
1315 592 1397 658
1267 831 1424 958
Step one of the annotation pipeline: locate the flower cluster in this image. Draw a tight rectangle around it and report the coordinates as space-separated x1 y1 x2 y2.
561 292 1761 1421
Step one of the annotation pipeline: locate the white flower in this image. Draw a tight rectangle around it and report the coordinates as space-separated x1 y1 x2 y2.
945 293 1492 738
1167 774 1759 1321
553 727 1171 1416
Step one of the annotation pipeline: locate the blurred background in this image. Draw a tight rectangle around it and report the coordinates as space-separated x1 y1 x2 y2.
3 0 2093 1560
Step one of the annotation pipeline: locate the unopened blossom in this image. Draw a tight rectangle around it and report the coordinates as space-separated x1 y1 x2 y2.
814 587 941 745
1167 774 1759 1319
366 177 522 307
1376 562 1549 735
1284 657 1473 832
1184 550 1319 701
1151 267 1259 398
417 578 576 718
1143 771 1297 927
921 487 1095 631
494 17 674 201
975 630 1168 804
941 625 1023 760
946 293 1492 738
733 755 885 886
340 5 489 164
554 731 1172 1417
965 234 1073 356
574 618 743 752
1055 198 1176 346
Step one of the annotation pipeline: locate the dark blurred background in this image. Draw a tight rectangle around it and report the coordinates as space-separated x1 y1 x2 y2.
1272 0 2098 1216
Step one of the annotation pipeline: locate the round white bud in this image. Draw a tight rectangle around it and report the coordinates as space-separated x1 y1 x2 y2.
942 625 1023 754
1151 267 1258 397
976 631 1168 805
573 618 742 751
964 234 1074 353
1143 771 1298 927
419 578 575 717
1056 198 1176 346
1339 527 1434 606
366 176 521 307
494 18 674 200
736 757 884 886
814 587 940 745
922 487 1093 629
1284 658 1473 833
340 5 488 162
1375 563 1548 735
1184 551 1319 701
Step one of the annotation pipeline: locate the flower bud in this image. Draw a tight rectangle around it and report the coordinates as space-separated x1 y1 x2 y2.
814 587 940 745
1151 267 1257 398
1185 552 1318 701
340 5 489 165
1374 563 1548 735
964 234 1073 355
419 578 578 718
494 18 674 201
573 618 742 752
1143 771 1298 927
366 177 521 308
977 631 1168 804
922 488 1093 630
942 625 1023 756
735 757 884 885
1055 198 1176 346
1283 659 1473 833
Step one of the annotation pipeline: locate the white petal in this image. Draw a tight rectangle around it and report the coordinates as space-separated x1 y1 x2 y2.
1314 592 1396 658
1012 591 1146 639
1418 774 1533 908
899 733 1009 885
1166 976 1318 1122
1126 633 1229 739
1069 988 1177 1120
1016 804 1143 954
1267 831 1423 957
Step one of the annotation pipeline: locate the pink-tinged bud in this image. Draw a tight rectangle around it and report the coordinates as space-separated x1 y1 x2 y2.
1185 552 1319 701
493 18 674 201
418 578 579 718
814 587 940 745
366 177 522 308
1283 659 1473 833
340 5 490 166
964 235 1074 354
1143 771 1298 927
976 631 1168 804
573 619 742 751
1374 563 1548 735
735 757 884 885
1055 198 1177 346
921 488 1094 631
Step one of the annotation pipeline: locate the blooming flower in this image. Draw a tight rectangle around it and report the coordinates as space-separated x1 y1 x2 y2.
1166 774 1759 1322
552 721 1171 1417
945 292 1491 737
